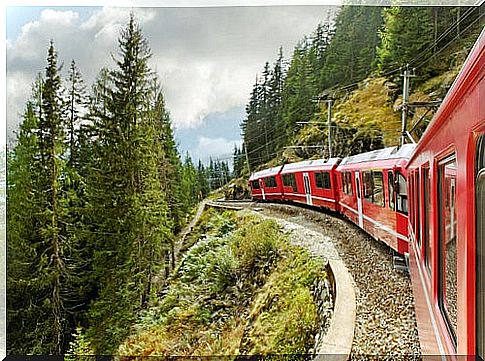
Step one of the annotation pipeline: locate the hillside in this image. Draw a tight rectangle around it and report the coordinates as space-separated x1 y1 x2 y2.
235 5 483 175
112 209 331 357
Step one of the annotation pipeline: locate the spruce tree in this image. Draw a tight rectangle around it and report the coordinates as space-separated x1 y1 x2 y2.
376 7 433 75
38 41 70 353
65 59 87 167
8 42 75 354
84 14 172 352
7 100 43 353
197 160 210 199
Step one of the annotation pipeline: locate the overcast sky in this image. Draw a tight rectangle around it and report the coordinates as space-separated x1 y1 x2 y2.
6 5 337 163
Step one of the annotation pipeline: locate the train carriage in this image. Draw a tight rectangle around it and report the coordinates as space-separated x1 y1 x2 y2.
279 158 340 211
406 28 484 357
336 144 415 254
248 165 284 201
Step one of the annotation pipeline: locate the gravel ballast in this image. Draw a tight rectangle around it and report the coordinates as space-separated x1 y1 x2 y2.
233 201 422 358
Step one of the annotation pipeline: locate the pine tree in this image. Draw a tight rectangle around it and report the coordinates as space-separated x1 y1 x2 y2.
65 60 87 167
197 160 210 199
8 42 76 354
180 152 198 210
267 47 285 155
84 14 172 352
37 42 71 353
7 100 43 353
321 6 383 89
281 40 318 145
376 7 433 75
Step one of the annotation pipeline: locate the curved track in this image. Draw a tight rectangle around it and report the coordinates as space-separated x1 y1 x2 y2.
210 200 421 357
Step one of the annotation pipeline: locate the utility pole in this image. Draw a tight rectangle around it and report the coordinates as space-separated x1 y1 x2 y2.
244 141 251 175
264 122 269 162
401 66 415 147
327 99 333 158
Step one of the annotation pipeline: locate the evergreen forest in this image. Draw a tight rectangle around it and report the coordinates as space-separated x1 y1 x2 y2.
7 14 231 354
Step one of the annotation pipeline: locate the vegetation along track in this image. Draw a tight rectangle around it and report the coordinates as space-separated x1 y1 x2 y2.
212 200 421 358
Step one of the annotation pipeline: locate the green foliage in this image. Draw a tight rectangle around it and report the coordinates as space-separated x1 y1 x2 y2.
377 7 433 75
8 13 207 355
242 48 286 170
7 42 84 353
181 208 237 253
117 211 327 357
320 6 383 89
83 13 174 352
242 7 384 169
242 5 482 169
208 157 232 191
64 327 95 361
240 248 324 355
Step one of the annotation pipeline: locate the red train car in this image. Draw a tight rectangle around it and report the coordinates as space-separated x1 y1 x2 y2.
336 144 415 254
406 28 484 357
279 158 340 211
248 165 284 201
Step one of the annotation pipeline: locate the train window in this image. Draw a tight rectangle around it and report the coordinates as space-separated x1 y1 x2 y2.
396 172 408 215
251 180 260 189
346 172 353 195
363 171 384 206
282 173 297 192
372 171 385 207
264 176 277 188
438 155 457 346
408 174 414 224
341 172 353 195
388 171 395 210
410 174 415 228
423 167 432 274
363 171 372 201
315 172 331 189
476 135 485 360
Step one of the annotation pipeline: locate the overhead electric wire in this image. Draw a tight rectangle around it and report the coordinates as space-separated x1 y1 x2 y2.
407 6 478 68
326 6 481 95
414 11 485 70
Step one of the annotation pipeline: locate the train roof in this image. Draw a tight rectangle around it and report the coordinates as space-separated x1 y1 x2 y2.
339 144 416 166
280 157 341 174
249 165 284 180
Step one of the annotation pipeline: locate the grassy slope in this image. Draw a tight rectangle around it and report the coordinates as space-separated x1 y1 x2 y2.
117 209 328 357
285 31 479 162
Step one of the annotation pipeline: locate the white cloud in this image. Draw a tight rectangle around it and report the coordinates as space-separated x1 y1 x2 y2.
6 72 32 141
39 9 79 25
193 135 242 162
7 6 336 139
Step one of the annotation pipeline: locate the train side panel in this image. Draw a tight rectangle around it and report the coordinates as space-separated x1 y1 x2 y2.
406 29 484 357
337 146 414 254
279 158 340 211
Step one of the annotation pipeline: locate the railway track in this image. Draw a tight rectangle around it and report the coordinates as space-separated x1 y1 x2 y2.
208 199 421 358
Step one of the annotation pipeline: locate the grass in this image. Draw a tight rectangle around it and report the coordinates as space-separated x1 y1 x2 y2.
333 77 402 146
117 210 328 358
180 208 237 253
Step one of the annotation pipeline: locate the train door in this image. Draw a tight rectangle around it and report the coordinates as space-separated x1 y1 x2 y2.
476 135 484 360
260 179 266 201
303 172 312 205
355 171 363 228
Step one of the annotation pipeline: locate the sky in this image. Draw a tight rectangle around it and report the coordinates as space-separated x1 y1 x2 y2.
6 5 338 164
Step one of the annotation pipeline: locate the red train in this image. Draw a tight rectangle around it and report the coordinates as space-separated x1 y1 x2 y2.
406 28 484 357
248 28 484 358
249 145 414 255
